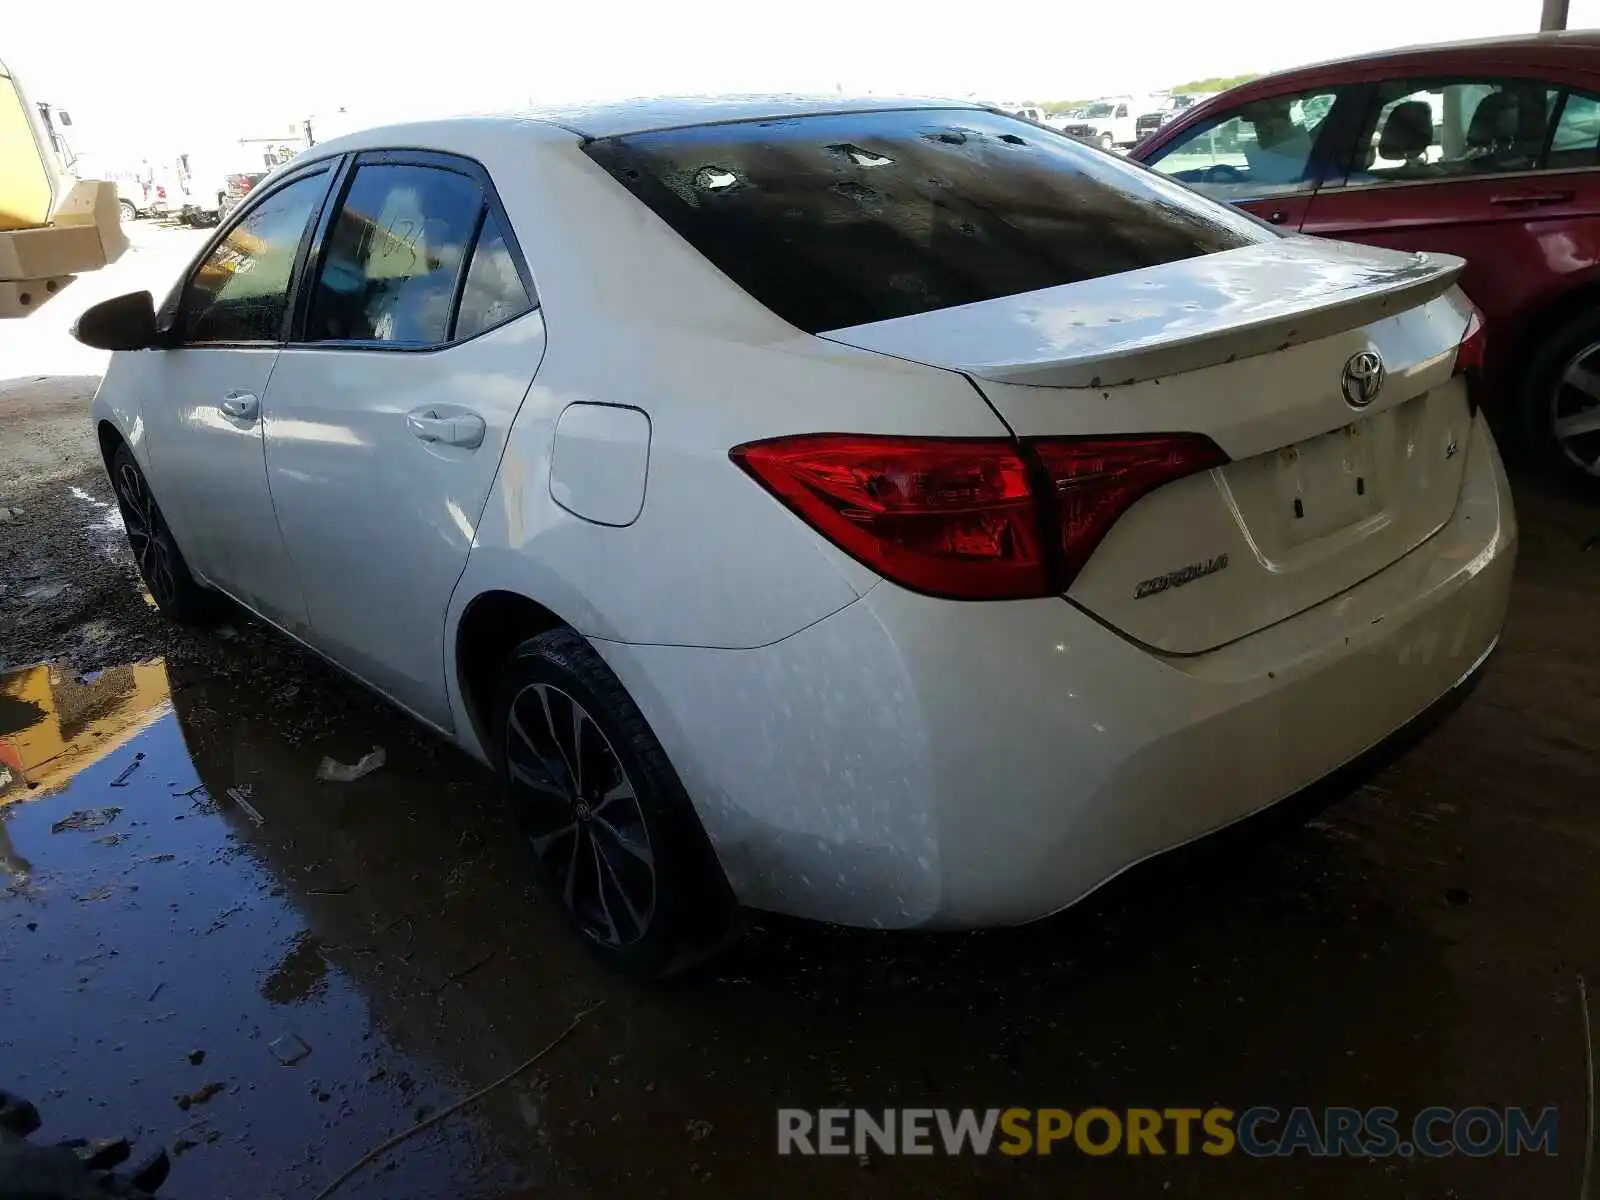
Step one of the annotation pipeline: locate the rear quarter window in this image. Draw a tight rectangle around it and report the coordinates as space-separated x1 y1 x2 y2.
584 108 1266 334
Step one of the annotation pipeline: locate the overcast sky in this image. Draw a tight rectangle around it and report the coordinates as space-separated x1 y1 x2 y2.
8 0 1598 163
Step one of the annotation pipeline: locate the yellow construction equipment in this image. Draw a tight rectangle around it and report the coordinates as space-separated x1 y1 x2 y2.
1 57 126 317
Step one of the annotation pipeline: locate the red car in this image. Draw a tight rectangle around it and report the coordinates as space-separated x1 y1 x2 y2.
1131 31 1600 489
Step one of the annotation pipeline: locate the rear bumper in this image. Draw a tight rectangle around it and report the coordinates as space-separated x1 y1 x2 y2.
595 417 1516 928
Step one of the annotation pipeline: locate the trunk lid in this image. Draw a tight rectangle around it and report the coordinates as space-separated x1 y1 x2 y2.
822 238 1479 654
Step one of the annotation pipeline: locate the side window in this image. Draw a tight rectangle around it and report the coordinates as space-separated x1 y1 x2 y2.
453 211 533 341
180 171 326 344
1115 103 1129 118
1548 90 1600 169
1348 79 1560 184
1145 88 1339 200
306 163 484 345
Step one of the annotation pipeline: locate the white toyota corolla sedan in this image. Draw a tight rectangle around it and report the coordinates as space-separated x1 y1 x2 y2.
75 96 1515 973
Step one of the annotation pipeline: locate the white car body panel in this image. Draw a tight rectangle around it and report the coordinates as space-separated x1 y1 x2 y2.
262 311 548 728
593 412 1513 925
140 346 310 631
87 99 1518 930
549 403 653 527
821 236 1464 391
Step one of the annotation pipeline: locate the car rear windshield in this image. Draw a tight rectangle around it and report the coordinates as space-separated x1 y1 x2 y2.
584 108 1264 333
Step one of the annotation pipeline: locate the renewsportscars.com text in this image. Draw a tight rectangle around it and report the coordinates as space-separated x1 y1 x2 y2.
777 1106 1558 1158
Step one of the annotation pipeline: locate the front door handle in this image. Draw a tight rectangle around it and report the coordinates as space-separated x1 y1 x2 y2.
1489 190 1574 206
219 391 259 420
406 408 486 450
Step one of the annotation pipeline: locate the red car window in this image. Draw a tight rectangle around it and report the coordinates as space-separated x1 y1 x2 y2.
1143 88 1340 203
1548 89 1600 170
1338 78 1565 187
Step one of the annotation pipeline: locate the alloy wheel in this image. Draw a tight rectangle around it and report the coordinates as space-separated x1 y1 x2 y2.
115 461 178 608
1551 339 1600 478
504 683 656 947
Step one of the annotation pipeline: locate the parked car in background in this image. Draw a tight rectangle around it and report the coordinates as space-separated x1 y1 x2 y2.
112 176 151 222
1135 92 1209 142
75 97 1508 972
1060 96 1160 148
217 172 266 222
1131 32 1600 488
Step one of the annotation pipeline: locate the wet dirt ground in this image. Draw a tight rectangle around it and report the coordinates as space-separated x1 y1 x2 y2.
4 229 1600 1197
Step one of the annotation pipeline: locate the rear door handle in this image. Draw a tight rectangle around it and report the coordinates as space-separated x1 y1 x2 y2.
1489 190 1574 206
219 391 259 420
406 408 486 450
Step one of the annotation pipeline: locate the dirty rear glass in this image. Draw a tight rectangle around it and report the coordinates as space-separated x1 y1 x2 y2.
584 108 1264 333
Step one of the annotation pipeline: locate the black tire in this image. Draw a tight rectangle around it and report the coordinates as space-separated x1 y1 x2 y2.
108 444 223 624
117 199 138 223
492 628 736 976
1516 308 1600 494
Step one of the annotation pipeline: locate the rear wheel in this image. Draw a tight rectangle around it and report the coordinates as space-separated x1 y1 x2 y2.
492 628 735 976
118 199 138 223
1518 310 1600 493
108 444 222 624
1099 132 1114 150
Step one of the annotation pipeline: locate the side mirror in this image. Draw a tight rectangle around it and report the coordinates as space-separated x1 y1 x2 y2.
58 110 73 127
71 291 159 351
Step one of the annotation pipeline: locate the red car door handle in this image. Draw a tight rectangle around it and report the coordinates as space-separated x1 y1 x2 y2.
1489 190 1574 206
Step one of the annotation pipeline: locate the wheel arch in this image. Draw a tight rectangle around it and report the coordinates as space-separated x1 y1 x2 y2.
1503 270 1600 394
453 588 567 760
96 419 127 472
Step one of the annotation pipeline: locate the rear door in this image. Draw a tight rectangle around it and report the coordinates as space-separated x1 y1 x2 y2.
1140 85 1354 229
1301 76 1600 365
261 150 544 728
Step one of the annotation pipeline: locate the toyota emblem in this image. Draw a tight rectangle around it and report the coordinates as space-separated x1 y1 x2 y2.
1342 351 1385 408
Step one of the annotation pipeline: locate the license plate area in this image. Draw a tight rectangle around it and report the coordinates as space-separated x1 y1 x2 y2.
1275 413 1388 546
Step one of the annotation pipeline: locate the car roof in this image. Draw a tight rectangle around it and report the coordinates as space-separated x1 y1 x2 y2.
1253 28 1600 84
1131 29 1600 156
294 96 992 165
523 94 981 139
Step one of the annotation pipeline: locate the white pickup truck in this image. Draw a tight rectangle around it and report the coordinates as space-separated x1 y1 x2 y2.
1058 96 1161 149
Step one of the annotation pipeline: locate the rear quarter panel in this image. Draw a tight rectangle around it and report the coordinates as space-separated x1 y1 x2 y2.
442 130 1011 755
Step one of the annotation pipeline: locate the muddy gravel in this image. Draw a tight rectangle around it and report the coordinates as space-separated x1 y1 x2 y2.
5 335 1600 1195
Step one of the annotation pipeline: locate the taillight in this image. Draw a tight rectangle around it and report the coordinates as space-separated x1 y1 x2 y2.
155 185 167 200
1033 434 1230 584
1453 308 1486 414
731 432 1226 599
731 435 1046 599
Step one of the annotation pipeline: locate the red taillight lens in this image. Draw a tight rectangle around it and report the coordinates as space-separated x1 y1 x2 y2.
155 185 167 200
732 431 1228 599
1453 308 1486 413
731 435 1047 599
1034 434 1230 584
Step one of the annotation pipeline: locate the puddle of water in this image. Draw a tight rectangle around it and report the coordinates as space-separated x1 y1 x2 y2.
0 657 527 1198
3 633 1581 1199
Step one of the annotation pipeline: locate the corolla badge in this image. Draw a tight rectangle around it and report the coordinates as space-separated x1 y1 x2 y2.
1341 351 1385 408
